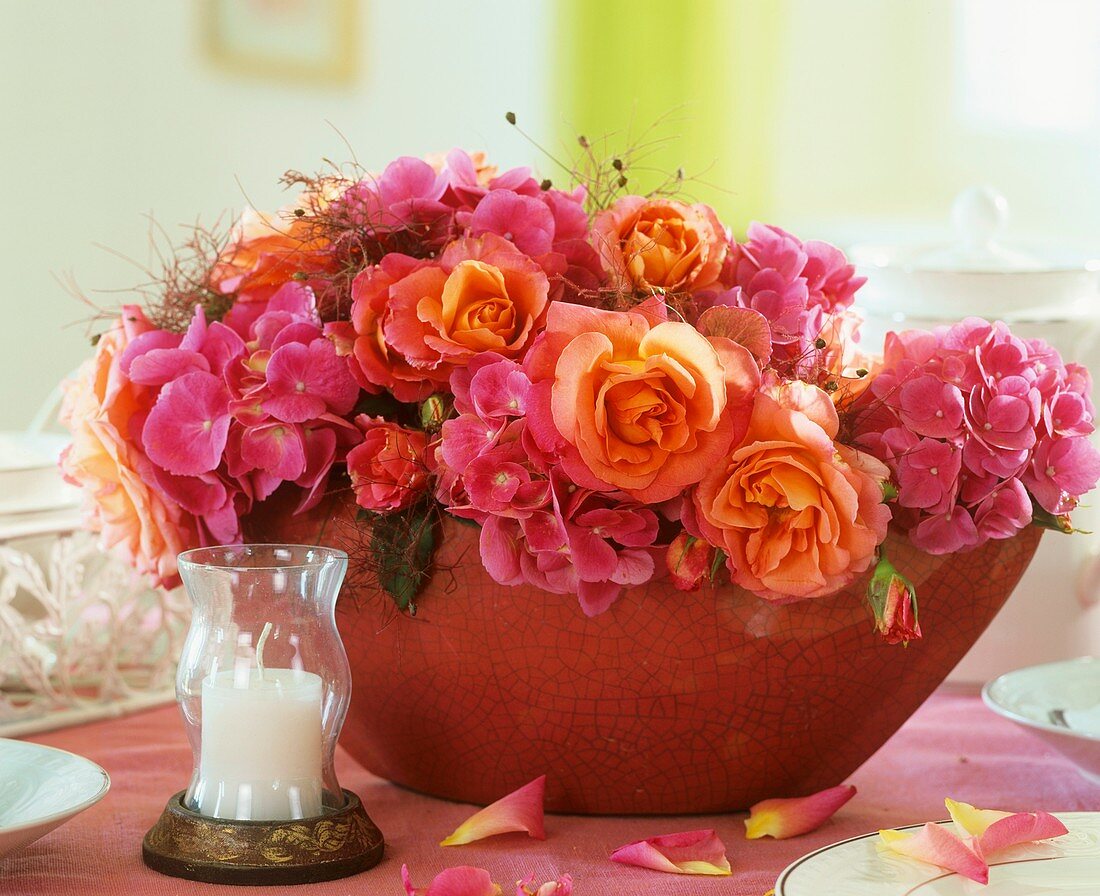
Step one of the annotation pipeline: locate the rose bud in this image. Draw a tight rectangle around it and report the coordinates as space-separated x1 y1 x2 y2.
666 533 714 591
868 556 922 646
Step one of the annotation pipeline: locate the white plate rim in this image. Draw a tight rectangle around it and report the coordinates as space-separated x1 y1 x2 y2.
0 739 111 835
981 656 1100 741
775 812 1095 895
776 820 930 895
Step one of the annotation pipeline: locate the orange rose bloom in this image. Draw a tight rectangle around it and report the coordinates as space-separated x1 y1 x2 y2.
594 196 729 294
817 308 877 405
59 307 197 587
210 206 332 303
693 379 891 600
335 234 550 402
527 303 760 503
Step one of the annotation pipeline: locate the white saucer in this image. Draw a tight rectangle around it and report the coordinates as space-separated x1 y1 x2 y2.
777 813 1100 895
0 739 110 861
0 432 80 517
983 657 1100 785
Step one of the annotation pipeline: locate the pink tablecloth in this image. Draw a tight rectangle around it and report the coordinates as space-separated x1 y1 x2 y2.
3 691 1099 895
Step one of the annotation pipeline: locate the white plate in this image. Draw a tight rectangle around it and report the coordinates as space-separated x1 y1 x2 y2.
983 657 1100 785
776 813 1100 895
0 432 80 517
0 739 110 861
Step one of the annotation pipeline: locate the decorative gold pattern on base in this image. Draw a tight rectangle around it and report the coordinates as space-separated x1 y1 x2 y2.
142 790 383 885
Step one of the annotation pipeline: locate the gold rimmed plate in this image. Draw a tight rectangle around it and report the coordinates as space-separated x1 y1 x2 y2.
776 813 1100 895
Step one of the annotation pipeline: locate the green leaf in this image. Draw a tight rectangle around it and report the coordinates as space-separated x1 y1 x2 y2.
709 548 727 583
1030 500 1084 534
369 508 437 611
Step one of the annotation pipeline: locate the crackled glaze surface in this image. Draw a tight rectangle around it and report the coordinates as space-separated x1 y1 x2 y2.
255 499 1041 815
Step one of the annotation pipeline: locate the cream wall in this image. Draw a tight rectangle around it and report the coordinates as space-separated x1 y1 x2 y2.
0 0 550 429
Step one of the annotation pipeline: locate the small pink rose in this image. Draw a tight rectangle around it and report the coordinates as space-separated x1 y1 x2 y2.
347 417 429 513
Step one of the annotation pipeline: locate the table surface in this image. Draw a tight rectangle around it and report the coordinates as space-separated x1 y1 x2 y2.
3 690 1098 896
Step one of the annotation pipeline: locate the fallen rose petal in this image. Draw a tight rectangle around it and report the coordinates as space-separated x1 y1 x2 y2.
745 784 856 839
515 873 573 896
980 811 1068 854
402 864 502 896
946 798 1068 854
878 824 989 885
610 829 732 876
440 776 546 846
945 799 1069 856
944 797 1010 837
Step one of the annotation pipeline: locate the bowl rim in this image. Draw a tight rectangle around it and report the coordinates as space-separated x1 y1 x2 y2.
981 656 1100 742
0 738 111 835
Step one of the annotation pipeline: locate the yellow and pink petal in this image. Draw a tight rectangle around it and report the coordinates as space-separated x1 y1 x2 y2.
744 784 856 840
878 823 988 885
946 798 1068 854
440 776 546 846
609 829 732 876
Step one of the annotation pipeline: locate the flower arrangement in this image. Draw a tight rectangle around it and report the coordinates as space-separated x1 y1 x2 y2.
60 135 1100 644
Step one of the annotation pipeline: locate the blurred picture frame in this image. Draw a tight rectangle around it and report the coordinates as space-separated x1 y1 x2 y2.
201 0 358 86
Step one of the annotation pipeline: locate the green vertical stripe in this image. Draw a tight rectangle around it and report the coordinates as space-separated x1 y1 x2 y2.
554 0 785 233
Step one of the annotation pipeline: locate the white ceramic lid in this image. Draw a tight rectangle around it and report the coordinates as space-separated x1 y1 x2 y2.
851 187 1100 322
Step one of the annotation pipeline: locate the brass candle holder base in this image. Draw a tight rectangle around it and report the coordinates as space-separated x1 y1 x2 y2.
142 790 384 885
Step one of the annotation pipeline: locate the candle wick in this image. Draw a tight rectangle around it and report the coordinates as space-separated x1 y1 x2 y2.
256 621 273 682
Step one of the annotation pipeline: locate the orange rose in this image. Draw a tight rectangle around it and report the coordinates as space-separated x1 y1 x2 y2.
210 206 332 303
816 308 877 405
59 307 197 587
594 196 729 294
692 378 891 600
526 303 760 503
343 234 549 402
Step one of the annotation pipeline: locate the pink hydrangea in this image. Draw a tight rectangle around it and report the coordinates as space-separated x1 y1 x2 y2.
122 283 360 556
859 317 1100 552
703 222 865 373
436 353 660 615
330 150 600 296
59 306 199 587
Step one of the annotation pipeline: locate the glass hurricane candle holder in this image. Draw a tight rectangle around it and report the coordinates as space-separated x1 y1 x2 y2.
142 544 383 885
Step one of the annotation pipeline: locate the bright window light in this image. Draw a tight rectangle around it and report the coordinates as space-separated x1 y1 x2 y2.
957 0 1100 133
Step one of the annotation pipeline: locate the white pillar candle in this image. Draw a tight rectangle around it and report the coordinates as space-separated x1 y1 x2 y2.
191 665 325 821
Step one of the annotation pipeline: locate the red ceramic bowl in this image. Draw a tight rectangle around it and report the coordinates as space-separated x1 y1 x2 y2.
254 498 1041 815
